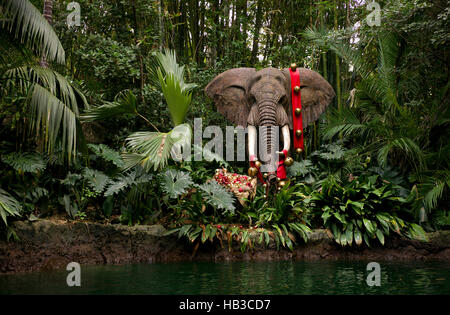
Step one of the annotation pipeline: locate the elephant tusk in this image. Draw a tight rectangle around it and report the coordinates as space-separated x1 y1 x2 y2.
247 125 257 159
276 125 291 155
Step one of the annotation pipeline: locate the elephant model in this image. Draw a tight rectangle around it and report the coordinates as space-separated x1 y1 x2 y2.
205 63 335 193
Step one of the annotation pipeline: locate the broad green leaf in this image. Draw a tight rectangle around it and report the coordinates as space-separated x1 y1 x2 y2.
348 201 364 213
201 225 209 243
376 229 385 245
354 228 362 246
363 218 376 234
273 225 285 247
333 212 346 224
321 211 331 224
264 230 270 246
188 226 202 242
209 226 218 242
346 229 353 246
363 233 371 247
340 232 347 246
178 224 192 238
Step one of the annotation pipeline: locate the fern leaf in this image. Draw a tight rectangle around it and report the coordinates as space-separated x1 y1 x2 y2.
287 160 314 177
1 152 46 173
159 169 193 199
82 168 110 193
88 144 124 167
197 181 235 214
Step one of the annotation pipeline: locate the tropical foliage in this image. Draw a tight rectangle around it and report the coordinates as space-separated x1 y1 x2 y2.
0 0 447 254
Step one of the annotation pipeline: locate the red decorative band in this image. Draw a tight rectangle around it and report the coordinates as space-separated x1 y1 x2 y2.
289 68 304 151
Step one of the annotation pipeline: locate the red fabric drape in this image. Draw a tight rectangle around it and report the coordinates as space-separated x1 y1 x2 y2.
290 68 304 151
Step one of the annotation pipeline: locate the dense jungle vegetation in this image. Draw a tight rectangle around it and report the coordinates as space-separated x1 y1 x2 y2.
0 0 448 250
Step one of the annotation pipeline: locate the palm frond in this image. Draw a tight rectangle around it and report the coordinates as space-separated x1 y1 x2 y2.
5 66 87 110
149 49 197 93
377 137 425 171
123 123 191 172
303 26 372 79
148 50 196 126
377 32 401 111
0 188 22 226
30 84 78 162
414 170 450 212
322 107 371 141
80 90 137 122
158 69 193 126
0 0 65 64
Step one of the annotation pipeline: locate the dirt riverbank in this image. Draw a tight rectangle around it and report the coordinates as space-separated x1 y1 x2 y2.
1 219 449 274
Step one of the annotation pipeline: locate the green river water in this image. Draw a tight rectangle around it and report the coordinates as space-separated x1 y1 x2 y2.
1 261 449 295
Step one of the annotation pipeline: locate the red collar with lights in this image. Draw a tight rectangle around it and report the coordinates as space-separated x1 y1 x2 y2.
290 68 304 152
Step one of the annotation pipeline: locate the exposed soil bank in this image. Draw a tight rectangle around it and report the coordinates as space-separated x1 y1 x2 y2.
1 220 449 274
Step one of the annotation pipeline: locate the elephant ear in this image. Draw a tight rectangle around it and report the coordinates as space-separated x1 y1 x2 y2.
205 68 256 127
282 68 335 129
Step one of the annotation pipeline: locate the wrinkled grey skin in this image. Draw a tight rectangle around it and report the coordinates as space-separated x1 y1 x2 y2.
205 67 335 188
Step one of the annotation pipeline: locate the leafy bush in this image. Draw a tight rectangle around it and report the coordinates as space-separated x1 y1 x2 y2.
166 222 311 253
302 175 427 246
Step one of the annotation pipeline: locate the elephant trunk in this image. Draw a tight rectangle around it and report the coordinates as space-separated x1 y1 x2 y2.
257 100 278 185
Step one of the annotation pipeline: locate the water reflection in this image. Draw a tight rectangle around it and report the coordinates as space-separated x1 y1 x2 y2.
0 261 449 295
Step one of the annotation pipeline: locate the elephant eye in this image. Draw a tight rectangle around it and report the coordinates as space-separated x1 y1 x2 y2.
279 95 288 105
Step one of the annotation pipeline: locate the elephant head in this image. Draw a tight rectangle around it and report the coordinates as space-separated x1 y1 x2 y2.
205 66 334 189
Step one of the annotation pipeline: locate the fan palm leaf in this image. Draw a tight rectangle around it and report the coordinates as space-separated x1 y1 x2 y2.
151 50 196 126
123 51 196 171
123 123 192 172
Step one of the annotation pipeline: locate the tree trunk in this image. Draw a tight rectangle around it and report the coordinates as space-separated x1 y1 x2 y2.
131 0 144 104
199 0 205 66
159 0 164 50
210 0 219 66
334 0 342 111
40 0 53 68
251 0 262 65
